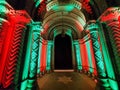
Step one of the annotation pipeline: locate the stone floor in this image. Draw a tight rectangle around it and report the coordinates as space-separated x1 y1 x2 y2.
37 72 96 90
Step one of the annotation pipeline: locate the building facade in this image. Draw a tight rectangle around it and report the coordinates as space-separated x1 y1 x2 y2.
0 0 120 89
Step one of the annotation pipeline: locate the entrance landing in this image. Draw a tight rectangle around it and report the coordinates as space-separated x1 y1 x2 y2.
37 72 96 90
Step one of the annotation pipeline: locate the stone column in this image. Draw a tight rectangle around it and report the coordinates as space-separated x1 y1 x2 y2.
22 22 41 90
0 1 32 89
74 40 82 71
86 21 110 89
98 7 120 89
0 1 13 88
46 41 53 72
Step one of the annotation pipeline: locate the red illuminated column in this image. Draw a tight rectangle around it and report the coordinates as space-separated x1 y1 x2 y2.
79 39 89 72
0 1 15 88
0 1 13 87
40 39 47 73
81 34 97 75
0 19 10 86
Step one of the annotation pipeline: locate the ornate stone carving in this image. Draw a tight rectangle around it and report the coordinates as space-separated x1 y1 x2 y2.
21 22 41 90
86 21 111 89
0 5 31 89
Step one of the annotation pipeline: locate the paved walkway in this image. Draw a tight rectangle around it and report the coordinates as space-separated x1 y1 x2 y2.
37 72 96 90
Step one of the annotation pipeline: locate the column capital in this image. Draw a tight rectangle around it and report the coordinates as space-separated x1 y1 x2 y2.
28 22 43 32
85 20 99 32
7 10 32 25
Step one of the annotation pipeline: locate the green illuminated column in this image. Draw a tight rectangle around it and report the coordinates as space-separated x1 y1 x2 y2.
27 22 41 89
97 22 119 90
27 32 39 89
37 37 42 75
98 7 120 89
74 40 82 71
21 22 41 90
46 41 53 72
86 21 110 89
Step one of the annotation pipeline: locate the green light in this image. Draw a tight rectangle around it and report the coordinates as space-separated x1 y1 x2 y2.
86 22 106 77
21 81 28 90
64 4 74 11
37 40 42 74
91 31 106 77
0 1 9 18
21 22 42 89
35 0 40 7
86 22 111 88
22 26 32 80
52 4 74 12
46 41 53 71
74 40 82 70
108 79 119 90
29 32 39 78
97 22 119 89
86 41 93 73
34 0 45 8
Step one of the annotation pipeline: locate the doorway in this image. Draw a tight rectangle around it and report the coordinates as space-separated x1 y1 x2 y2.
54 34 73 70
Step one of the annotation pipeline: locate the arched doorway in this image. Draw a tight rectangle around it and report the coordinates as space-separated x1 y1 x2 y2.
54 34 73 70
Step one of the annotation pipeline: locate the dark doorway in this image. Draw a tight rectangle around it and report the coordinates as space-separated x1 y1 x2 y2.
54 34 73 69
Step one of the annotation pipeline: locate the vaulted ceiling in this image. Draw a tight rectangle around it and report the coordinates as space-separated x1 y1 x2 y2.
6 0 120 22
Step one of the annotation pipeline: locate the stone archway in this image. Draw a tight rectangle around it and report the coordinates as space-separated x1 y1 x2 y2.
54 34 73 70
